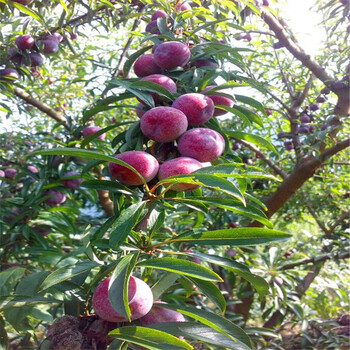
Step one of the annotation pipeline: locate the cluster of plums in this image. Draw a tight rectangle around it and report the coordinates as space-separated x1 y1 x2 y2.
108 8 234 191
92 275 185 325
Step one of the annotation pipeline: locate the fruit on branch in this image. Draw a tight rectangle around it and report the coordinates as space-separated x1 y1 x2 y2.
140 107 188 142
299 113 310 123
243 33 252 42
320 87 330 95
133 54 162 77
51 32 64 43
158 157 203 191
193 59 218 68
172 93 214 125
232 142 241 150
42 36 59 55
82 126 105 140
178 128 225 162
4 168 17 179
265 109 272 115
332 80 346 90
316 96 326 103
15 35 34 50
308 124 315 132
140 74 177 103
175 1 192 11
297 124 310 134
262 0 269 5
0 170 5 178
309 104 319 111
0 68 19 82
44 190 66 206
136 102 147 118
92 276 153 322
27 165 38 173
109 151 159 186
145 20 161 34
228 222 238 228
62 171 83 190
201 86 234 116
153 41 191 70
284 141 293 150
8 47 23 65
153 142 179 162
151 10 168 20
70 32 78 40
28 53 44 67
140 301 186 326
226 248 237 257
320 124 328 131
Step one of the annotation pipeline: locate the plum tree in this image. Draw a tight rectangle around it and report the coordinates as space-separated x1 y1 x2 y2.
140 106 188 142
0 68 19 82
158 157 203 191
82 126 105 140
153 41 191 70
42 36 59 55
109 151 159 186
15 35 34 51
151 10 168 20
92 276 153 322
172 93 215 125
27 165 38 173
140 302 186 326
177 128 225 162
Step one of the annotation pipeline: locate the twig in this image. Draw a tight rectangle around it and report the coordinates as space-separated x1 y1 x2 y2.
235 139 287 179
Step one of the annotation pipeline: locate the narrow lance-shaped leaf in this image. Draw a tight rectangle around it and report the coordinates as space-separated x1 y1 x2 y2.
156 304 252 348
109 201 147 248
160 228 291 247
137 258 223 282
109 326 193 350
108 254 138 322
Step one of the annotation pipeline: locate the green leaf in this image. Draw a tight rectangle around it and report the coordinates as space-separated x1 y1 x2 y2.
166 228 291 246
123 45 154 77
149 322 251 350
81 179 133 195
226 131 278 155
186 252 268 298
233 105 263 127
130 81 175 101
137 258 223 282
0 316 8 350
157 304 251 348
186 277 226 312
29 148 148 186
38 261 99 292
151 273 180 300
109 201 146 248
108 254 138 322
109 326 193 350
0 296 61 311
0 267 26 296
10 2 45 25
235 95 266 115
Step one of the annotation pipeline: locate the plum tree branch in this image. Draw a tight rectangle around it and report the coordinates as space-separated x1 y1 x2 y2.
235 139 287 179
13 87 68 128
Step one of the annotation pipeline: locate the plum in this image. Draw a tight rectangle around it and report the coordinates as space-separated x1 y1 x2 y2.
273 41 284 49
0 170 5 178
284 141 293 150
136 102 147 118
298 124 310 134
62 171 83 190
172 93 214 125
309 104 319 111
153 41 191 70
42 36 59 55
201 86 234 116
178 128 225 162
175 1 192 11
320 87 330 95
27 165 38 173
140 301 186 326
140 74 177 103
15 35 34 50
145 20 160 34
193 59 218 68
140 107 188 142
299 113 310 123
44 190 66 206
158 157 203 191
92 276 153 322
316 96 326 103
28 53 44 67
0 68 19 82
151 10 168 21
133 54 162 77
82 126 105 140
4 168 17 179
109 151 159 186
